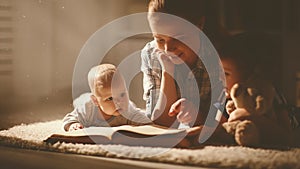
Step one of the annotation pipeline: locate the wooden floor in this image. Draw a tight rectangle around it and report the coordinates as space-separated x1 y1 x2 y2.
0 146 213 169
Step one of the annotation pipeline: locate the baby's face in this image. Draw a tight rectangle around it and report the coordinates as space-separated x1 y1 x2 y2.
221 58 243 98
97 82 129 116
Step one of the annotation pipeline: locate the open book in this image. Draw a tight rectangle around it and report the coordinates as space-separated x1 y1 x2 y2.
44 125 202 148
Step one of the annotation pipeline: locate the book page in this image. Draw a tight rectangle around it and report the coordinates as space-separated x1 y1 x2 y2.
45 125 189 145
44 125 195 147
111 125 186 136
47 127 115 139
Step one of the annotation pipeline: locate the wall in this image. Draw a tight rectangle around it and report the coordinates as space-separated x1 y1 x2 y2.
218 0 300 105
12 0 54 103
282 0 300 105
1 0 149 109
0 0 299 117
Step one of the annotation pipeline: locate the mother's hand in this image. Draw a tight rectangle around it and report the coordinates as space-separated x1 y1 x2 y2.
152 48 175 73
168 98 197 125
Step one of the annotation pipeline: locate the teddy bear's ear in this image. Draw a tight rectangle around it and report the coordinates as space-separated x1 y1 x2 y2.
255 95 266 115
231 83 244 99
247 88 258 97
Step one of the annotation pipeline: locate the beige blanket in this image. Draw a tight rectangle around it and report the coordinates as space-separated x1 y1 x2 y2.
0 120 299 169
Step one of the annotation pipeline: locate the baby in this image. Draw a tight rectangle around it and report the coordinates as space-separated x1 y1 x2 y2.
63 64 152 131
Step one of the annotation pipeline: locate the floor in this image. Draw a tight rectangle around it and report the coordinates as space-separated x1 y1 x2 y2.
0 96 216 169
0 146 213 169
0 96 73 130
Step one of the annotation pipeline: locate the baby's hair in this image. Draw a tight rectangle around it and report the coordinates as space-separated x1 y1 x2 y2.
88 64 119 96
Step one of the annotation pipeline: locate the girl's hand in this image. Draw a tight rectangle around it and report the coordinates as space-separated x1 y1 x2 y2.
68 122 83 131
225 100 236 114
228 108 251 122
168 98 197 124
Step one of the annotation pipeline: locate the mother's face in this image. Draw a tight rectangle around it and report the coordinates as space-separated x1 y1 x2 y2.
148 13 201 67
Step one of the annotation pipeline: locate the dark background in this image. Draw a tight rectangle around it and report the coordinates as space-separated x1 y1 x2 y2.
0 0 299 130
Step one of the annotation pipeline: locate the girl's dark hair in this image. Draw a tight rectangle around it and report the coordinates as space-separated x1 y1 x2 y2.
219 31 281 85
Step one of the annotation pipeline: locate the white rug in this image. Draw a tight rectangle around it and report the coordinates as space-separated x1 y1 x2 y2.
0 120 300 169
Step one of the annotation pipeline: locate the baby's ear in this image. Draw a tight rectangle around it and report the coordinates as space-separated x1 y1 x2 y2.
90 95 99 106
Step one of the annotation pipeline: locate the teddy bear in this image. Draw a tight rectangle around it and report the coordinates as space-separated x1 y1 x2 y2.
222 76 276 147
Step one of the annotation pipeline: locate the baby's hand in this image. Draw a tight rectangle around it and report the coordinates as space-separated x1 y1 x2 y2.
68 122 83 131
169 98 197 125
